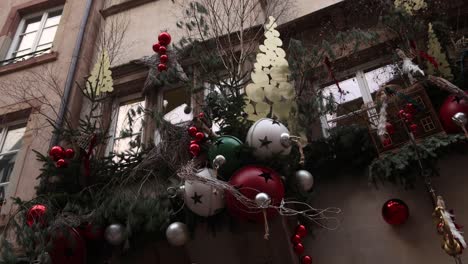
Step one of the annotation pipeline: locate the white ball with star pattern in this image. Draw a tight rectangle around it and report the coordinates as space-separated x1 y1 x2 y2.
246 118 292 159
184 167 225 217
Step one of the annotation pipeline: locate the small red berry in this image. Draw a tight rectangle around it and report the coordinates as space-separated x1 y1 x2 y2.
159 46 167 55
152 43 161 53
301 255 312 264
296 224 307 238
195 132 205 141
291 234 302 245
188 126 198 137
158 32 172 46
64 148 75 159
56 159 68 168
160 54 168 63
158 63 167 72
293 243 305 255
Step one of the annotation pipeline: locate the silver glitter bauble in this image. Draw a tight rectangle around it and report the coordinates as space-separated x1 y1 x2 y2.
166 222 189 246
452 112 467 127
104 223 126 246
255 192 271 209
295 170 314 192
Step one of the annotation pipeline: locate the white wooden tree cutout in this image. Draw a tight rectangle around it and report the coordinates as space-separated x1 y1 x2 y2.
86 50 114 96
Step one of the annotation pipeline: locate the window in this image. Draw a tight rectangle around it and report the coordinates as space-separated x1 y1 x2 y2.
320 64 397 136
5 7 62 63
0 122 26 203
108 98 145 156
420 116 436 132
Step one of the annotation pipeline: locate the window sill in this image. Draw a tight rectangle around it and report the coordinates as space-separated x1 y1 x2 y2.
0 52 58 76
100 0 159 18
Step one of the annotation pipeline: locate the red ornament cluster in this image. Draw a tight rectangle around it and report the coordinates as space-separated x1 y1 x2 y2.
26 204 47 227
398 103 418 134
382 198 409 226
290 224 312 264
49 146 75 168
152 32 172 72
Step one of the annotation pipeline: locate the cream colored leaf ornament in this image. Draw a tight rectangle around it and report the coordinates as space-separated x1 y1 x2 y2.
245 16 296 122
394 0 427 15
86 50 113 96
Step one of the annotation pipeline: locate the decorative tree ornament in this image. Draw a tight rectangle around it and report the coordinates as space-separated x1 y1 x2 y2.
160 54 169 63
295 170 314 192
55 159 68 168
291 234 302 244
301 255 312 264
244 16 296 122
385 122 395 135
158 46 167 55
208 136 243 179
184 168 225 217
104 223 126 245
294 243 305 255
49 146 64 161
188 126 198 137
426 23 453 80
382 199 409 225
439 94 468 133
152 42 161 53
246 118 292 159
49 228 86 264
26 204 47 227
166 222 189 246
280 132 291 147
226 165 285 222
64 148 75 159
189 143 201 157
296 224 307 238
254 192 271 208
86 50 113 96
213 155 226 170
158 63 167 72
158 32 172 46
195 132 205 141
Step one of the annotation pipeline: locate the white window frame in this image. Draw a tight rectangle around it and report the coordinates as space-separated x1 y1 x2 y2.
5 6 63 61
320 65 395 137
106 94 146 156
0 119 27 203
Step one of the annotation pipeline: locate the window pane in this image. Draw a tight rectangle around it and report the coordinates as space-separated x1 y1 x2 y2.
38 26 58 46
1 125 26 152
364 65 397 93
23 16 42 33
324 77 361 104
115 100 145 139
163 88 193 124
36 43 53 51
0 152 17 183
113 135 140 155
45 11 62 27
16 32 37 53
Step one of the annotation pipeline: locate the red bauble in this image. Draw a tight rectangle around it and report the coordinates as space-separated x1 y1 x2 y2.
385 122 395 135
152 42 161 53
296 224 307 238
158 32 172 46
383 138 392 147
404 113 413 123
198 112 205 119
405 103 415 114
190 140 197 145
26 204 47 227
439 93 468 133
301 255 312 264
158 46 167 55
291 234 302 244
49 146 64 161
398 110 406 118
64 148 75 159
160 54 169 63
294 243 305 255
56 159 68 168
226 165 285 222
188 126 198 137
382 199 409 226
410 123 418 133
195 132 205 141
189 143 201 156
49 228 86 264
78 223 104 241
158 63 167 72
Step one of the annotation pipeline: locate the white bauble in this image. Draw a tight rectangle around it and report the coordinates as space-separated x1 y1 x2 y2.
184 168 225 217
246 118 292 159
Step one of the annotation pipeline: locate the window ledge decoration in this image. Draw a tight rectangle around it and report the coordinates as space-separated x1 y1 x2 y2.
0 51 57 76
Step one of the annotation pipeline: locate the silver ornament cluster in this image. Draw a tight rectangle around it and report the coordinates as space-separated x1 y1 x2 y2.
104 223 126 245
255 192 271 209
166 222 189 246
295 170 314 192
452 112 467 127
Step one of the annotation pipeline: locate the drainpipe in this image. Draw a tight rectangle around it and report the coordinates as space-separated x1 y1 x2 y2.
50 0 94 147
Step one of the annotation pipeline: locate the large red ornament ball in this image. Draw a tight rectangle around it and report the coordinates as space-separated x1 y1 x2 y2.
26 204 47 227
382 199 409 226
152 42 161 53
439 93 468 133
301 255 312 264
160 54 169 63
49 146 64 161
64 148 75 159
158 32 172 46
296 224 307 238
49 228 86 264
226 165 285 222
158 63 167 72
294 243 305 255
